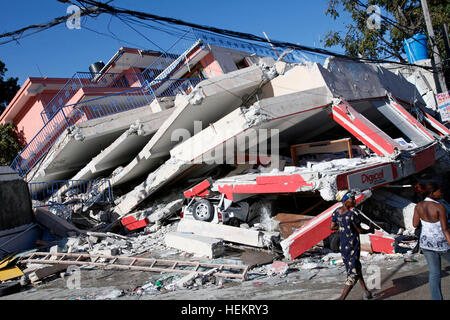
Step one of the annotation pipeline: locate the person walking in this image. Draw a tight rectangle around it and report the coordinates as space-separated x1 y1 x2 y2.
413 182 450 300
330 190 375 300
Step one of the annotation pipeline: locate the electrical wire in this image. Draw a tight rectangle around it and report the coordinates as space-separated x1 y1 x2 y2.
0 0 437 73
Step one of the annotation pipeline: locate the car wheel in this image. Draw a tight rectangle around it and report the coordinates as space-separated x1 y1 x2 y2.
192 199 214 222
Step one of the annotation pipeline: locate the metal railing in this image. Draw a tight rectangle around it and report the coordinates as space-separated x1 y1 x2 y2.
149 78 202 98
29 179 113 208
42 72 144 122
10 106 81 177
62 85 154 121
141 29 202 86
191 28 301 63
11 79 202 177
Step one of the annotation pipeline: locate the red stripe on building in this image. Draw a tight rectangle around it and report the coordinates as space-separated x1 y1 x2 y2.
184 179 212 198
389 99 435 140
217 174 313 201
331 102 397 156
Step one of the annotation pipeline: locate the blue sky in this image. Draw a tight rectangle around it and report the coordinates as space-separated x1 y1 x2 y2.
1 0 353 85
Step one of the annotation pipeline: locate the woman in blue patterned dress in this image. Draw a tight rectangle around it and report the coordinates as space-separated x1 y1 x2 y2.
330 190 375 300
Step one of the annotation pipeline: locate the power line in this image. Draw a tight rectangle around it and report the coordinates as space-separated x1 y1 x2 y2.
0 0 436 72
69 0 438 71
115 15 166 52
0 4 100 43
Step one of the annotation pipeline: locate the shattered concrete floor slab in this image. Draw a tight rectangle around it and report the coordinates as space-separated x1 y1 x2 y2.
110 65 267 187
27 105 159 185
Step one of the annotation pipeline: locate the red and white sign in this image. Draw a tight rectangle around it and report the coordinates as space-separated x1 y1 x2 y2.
347 164 394 190
437 91 450 122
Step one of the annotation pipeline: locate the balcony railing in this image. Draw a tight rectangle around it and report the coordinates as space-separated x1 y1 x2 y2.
11 79 202 177
149 78 202 98
191 28 302 64
141 29 202 86
42 72 144 123
29 178 113 208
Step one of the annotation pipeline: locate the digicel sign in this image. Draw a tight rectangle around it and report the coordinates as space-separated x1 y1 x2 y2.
347 164 394 190
361 170 384 184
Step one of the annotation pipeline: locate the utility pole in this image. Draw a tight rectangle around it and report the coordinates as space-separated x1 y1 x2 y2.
420 0 448 93
442 24 450 62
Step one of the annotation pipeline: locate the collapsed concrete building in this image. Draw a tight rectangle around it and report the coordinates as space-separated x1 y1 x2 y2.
3 30 450 265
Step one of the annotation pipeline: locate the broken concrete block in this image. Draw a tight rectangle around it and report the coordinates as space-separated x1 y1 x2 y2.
148 199 184 224
27 264 68 283
175 272 199 289
34 208 82 238
165 232 224 258
110 65 266 188
91 248 119 256
147 223 161 233
49 245 62 261
102 237 117 245
27 104 163 185
177 218 279 248
149 97 175 113
113 158 193 216
88 236 99 244
267 261 289 276
66 237 82 248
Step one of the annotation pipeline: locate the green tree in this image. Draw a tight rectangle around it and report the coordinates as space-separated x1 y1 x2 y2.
0 123 26 166
323 0 450 62
0 60 20 114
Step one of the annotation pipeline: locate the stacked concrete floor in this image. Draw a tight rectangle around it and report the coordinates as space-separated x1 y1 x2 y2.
27 56 450 233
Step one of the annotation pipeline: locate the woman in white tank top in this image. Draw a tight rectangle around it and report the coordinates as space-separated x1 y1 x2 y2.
413 182 450 300
419 197 450 251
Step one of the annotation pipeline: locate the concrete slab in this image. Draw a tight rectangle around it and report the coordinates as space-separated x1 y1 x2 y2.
110 65 266 186
113 85 333 215
321 57 423 104
112 158 193 216
169 87 333 164
261 58 422 105
53 108 174 197
27 104 157 184
112 157 217 216
116 69 406 215
34 208 83 238
176 218 279 248
164 232 224 258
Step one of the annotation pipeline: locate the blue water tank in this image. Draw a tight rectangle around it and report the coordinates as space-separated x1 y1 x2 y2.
404 33 429 63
